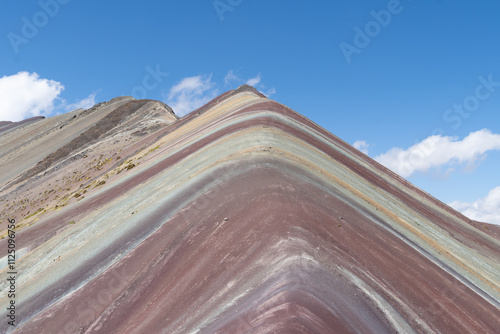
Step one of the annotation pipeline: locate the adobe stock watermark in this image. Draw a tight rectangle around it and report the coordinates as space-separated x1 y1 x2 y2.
443 74 500 129
59 264 132 333
7 0 72 55
234 273 304 333
396 74 499 177
213 0 243 21
6 218 17 328
130 65 169 99
339 0 410 64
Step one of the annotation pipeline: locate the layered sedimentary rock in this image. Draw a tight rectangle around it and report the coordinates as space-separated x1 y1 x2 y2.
0 117 45 135
0 85 499 333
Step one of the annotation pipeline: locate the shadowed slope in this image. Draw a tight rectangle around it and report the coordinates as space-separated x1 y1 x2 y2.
0 87 499 333
7 99 175 189
0 97 177 232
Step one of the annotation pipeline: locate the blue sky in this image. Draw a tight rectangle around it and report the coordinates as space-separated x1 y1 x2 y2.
1 0 499 223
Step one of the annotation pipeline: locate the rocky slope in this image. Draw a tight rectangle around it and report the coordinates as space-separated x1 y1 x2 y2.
0 85 499 333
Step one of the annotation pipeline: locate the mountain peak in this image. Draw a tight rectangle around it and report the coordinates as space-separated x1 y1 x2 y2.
0 89 499 333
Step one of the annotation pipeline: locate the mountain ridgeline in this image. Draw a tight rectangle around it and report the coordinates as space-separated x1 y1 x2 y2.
0 85 499 333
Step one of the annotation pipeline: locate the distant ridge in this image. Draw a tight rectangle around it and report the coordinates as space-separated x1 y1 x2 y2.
0 116 45 135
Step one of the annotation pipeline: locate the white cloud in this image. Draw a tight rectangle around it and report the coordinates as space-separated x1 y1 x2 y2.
0 72 64 121
353 140 370 154
64 92 98 111
166 75 218 116
375 129 500 178
224 70 239 86
223 70 276 96
246 73 261 86
166 72 276 116
263 88 276 97
449 186 500 225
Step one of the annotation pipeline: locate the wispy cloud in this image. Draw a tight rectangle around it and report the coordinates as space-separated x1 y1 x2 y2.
449 186 500 225
224 70 239 86
63 92 99 111
166 71 277 116
246 73 261 86
0 72 64 121
353 140 370 154
224 70 276 97
264 88 277 97
375 129 500 178
166 74 218 116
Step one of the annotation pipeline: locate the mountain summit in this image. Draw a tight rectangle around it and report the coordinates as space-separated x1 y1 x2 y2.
1 86 499 333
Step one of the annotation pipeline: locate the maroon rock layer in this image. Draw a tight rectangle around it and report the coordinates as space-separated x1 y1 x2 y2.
0 87 499 333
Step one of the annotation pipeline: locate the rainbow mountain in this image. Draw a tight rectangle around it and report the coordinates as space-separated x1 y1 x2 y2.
1 85 499 333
